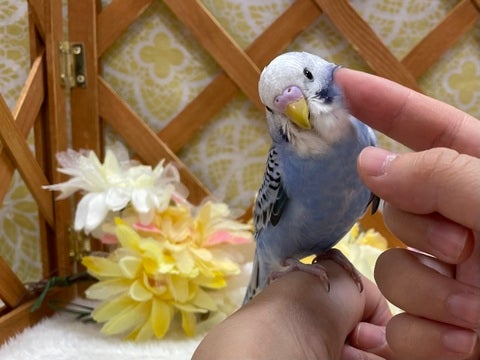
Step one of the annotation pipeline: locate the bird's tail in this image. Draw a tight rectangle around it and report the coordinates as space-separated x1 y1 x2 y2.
242 248 265 305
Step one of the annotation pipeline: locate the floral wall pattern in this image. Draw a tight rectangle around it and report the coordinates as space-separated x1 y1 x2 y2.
1 0 479 283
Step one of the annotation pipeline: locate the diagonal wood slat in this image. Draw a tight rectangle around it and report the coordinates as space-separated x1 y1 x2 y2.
472 0 480 12
402 0 480 78
0 53 44 205
314 0 421 92
0 95 54 226
97 77 210 204
27 0 46 38
12 54 45 134
164 0 263 110
97 0 153 56
159 0 322 153
0 256 29 309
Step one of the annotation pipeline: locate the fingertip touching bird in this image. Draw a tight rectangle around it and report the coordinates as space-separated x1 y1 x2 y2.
243 51 379 305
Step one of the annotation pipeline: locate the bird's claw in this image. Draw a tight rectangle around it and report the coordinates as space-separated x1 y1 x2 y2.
268 257 331 292
313 248 364 292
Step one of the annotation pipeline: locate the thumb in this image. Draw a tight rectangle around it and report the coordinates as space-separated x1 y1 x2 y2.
357 147 480 231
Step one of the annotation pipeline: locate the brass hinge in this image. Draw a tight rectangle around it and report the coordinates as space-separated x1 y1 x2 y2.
59 41 87 89
68 227 91 262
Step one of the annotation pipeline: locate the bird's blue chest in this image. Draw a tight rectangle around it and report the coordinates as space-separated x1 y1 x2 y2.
263 135 370 259
281 140 359 200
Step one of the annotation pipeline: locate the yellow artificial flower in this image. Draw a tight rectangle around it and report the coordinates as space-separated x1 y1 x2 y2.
302 223 387 279
83 201 252 341
333 223 387 283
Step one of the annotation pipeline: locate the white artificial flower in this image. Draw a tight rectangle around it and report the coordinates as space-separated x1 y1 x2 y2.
44 144 188 234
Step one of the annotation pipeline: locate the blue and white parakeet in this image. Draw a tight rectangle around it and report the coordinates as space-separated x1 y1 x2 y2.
244 52 379 304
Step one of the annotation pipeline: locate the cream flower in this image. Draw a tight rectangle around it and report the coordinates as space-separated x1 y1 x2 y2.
44 145 188 234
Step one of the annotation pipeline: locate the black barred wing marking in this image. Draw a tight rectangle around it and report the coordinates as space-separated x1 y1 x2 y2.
253 146 289 236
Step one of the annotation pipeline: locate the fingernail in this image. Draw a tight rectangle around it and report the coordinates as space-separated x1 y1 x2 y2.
358 147 397 177
443 329 477 354
427 221 468 261
353 323 387 350
446 292 480 327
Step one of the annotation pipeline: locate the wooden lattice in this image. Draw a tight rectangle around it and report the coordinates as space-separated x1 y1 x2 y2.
0 0 478 343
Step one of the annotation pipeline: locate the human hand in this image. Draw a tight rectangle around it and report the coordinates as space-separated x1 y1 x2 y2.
337 68 480 360
193 260 392 360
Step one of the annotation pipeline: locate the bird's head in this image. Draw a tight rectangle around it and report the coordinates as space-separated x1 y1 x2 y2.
259 52 352 155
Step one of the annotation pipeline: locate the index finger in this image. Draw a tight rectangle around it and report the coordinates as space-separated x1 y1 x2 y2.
335 68 480 157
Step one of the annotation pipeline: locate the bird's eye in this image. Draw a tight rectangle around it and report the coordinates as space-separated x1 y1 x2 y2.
265 106 273 113
303 68 314 80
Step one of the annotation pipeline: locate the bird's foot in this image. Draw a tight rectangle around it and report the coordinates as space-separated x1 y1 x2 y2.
313 248 364 292
268 257 330 291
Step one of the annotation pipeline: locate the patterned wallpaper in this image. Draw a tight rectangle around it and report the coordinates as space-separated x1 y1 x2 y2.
1 0 479 283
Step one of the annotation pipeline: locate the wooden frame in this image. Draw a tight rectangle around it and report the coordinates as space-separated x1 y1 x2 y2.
0 0 478 344
0 0 73 342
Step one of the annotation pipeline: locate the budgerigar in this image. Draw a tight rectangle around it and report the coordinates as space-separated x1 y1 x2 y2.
244 52 379 304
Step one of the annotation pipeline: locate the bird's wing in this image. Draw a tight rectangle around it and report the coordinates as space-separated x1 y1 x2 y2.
253 146 289 236
353 117 381 214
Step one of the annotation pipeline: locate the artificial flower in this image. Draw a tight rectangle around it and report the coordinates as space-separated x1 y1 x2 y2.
43 144 188 234
333 223 386 284
83 201 252 341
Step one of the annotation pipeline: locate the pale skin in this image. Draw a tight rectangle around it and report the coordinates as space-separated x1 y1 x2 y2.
337 68 480 360
193 263 392 360
193 68 480 360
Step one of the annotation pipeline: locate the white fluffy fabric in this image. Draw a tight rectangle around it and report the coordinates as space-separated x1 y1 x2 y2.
0 304 205 360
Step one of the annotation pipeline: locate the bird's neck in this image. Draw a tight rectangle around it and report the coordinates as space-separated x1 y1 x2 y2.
284 115 355 158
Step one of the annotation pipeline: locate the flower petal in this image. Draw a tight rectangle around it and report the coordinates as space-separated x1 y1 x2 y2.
105 187 130 211
115 223 141 250
190 247 212 261
85 278 130 300
138 210 154 226
101 301 148 336
119 256 142 279
133 222 161 234
74 192 94 232
174 302 206 313
181 310 197 337
129 279 153 302
100 233 119 245
92 294 133 323
167 275 189 302
192 288 217 311
151 299 172 338
84 193 109 233
82 256 123 278
131 188 150 213
103 149 121 176
204 230 252 246
131 317 154 341
195 274 227 289
173 249 196 276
